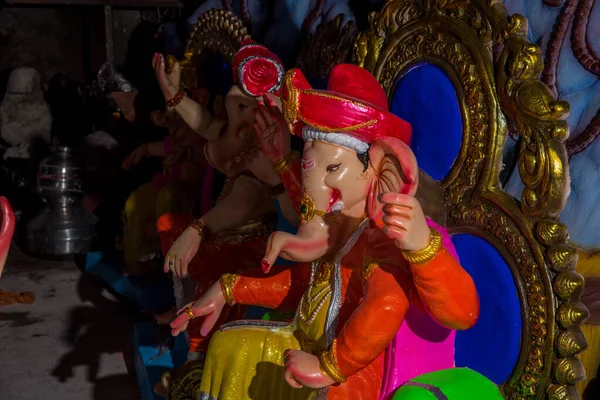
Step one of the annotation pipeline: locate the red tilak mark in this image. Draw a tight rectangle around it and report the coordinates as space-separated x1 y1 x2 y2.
327 190 341 213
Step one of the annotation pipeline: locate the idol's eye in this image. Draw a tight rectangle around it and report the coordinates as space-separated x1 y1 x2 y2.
238 103 248 111
326 163 341 173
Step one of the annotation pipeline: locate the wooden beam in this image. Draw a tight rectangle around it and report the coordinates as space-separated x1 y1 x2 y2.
4 0 181 7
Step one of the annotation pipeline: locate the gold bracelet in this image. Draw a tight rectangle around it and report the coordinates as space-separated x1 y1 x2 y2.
273 152 300 174
220 273 239 306
188 219 209 241
166 89 186 109
401 228 442 265
318 340 347 383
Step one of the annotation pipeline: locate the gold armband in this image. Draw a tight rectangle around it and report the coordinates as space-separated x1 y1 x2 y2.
401 228 442 265
189 219 210 241
318 340 347 383
273 151 300 173
220 273 239 306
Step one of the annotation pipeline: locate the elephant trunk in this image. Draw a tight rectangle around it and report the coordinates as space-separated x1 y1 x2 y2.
262 217 331 270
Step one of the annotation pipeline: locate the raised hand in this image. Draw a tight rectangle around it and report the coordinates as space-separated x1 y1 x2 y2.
253 95 291 161
283 350 335 389
378 193 431 251
152 53 180 100
164 227 202 278
170 281 226 337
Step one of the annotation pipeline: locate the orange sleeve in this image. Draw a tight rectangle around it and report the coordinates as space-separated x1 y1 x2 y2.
333 264 410 378
232 264 311 312
278 158 302 212
409 247 479 330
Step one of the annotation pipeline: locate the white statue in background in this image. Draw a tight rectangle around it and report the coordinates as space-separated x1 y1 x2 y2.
0 67 52 159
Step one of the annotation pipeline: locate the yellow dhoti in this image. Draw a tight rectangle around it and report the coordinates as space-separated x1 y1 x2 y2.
199 321 315 400
123 182 195 273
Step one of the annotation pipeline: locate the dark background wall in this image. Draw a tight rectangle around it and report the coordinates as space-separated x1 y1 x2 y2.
0 6 141 84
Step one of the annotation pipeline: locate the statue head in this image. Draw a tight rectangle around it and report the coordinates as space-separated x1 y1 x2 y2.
265 64 418 264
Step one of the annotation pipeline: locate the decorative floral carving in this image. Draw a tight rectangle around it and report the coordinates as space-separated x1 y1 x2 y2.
496 30 571 220
179 9 250 90
296 14 358 80
355 0 587 398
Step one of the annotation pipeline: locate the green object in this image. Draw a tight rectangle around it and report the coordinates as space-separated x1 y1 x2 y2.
392 368 503 400
261 310 294 322
300 205 307 214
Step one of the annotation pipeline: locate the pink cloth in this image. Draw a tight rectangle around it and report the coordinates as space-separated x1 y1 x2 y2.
379 218 458 400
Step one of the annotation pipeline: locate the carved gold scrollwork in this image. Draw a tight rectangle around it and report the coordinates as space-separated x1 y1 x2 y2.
496 21 571 220
179 9 250 90
355 1 587 398
296 14 358 79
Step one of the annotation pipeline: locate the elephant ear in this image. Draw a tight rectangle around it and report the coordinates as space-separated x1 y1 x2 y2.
367 137 419 229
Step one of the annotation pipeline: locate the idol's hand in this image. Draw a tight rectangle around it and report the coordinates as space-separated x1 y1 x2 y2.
378 193 430 251
152 53 180 100
283 350 335 389
121 144 148 170
164 227 201 278
170 281 226 337
253 95 291 161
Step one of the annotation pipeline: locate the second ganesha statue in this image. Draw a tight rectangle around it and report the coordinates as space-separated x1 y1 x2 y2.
170 64 504 399
152 38 301 396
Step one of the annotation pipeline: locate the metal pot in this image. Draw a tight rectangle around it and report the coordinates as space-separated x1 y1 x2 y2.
26 146 97 259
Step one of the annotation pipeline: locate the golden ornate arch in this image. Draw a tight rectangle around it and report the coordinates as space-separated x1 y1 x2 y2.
177 8 250 90
355 1 587 399
295 13 358 80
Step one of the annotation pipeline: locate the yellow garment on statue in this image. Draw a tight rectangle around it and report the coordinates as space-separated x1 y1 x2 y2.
123 182 195 268
199 322 315 400
199 261 335 400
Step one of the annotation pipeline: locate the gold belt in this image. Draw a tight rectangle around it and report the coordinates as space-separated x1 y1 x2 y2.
214 213 277 245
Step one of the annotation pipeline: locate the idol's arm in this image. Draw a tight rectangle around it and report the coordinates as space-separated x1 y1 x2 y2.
274 153 302 212
171 95 224 141
409 247 479 330
321 264 409 382
221 263 311 312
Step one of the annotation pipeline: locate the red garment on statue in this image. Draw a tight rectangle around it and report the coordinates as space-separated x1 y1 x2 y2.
157 213 271 353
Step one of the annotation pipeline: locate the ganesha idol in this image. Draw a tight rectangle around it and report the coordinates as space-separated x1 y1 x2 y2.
170 65 504 399
152 39 299 380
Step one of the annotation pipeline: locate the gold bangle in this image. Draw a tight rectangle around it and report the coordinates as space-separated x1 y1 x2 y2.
220 273 239 306
189 219 209 241
318 340 347 383
166 89 186 109
273 152 300 174
401 228 442 265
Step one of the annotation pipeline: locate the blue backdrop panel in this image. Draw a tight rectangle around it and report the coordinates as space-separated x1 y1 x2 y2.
390 63 463 181
451 234 522 385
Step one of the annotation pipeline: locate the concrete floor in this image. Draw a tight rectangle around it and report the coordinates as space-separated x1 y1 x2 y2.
0 245 138 400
